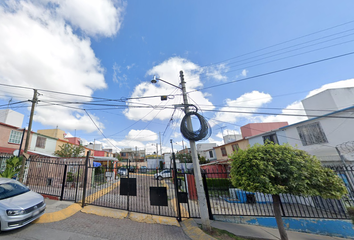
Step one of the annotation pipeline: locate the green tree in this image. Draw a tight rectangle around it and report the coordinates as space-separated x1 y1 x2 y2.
198 155 209 165
230 143 347 240
176 153 192 163
55 143 85 157
0 156 22 178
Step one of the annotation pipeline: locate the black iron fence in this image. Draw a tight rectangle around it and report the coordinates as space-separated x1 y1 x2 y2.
85 166 202 218
24 156 86 202
9 153 354 221
202 166 354 220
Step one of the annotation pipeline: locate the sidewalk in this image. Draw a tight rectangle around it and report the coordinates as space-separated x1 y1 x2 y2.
193 219 347 240
41 199 349 240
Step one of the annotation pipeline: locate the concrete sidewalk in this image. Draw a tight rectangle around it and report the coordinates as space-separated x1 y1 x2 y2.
41 199 349 240
193 219 347 240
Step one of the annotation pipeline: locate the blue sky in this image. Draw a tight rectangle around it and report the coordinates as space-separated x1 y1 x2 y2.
1 0 354 154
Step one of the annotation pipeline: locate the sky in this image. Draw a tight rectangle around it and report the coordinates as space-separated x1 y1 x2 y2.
1 0 354 154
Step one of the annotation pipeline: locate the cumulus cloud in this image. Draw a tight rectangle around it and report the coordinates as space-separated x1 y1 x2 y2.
210 91 272 126
123 57 216 121
41 0 125 37
0 0 124 132
259 101 307 125
215 129 240 139
202 63 228 81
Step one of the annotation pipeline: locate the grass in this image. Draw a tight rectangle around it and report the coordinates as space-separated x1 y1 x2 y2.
202 227 257 240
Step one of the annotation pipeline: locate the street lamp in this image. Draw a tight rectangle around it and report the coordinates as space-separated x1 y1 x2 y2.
151 71 211 230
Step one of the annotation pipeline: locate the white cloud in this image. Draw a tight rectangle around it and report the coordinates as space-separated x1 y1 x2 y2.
202 63 228 81
0 1 124 132
216 129 240 139
125 129 158 142
126 63 135 70
211 91 272 126
123 57 215 121
241 69 248 77
259 101 307 125
52 0 124 37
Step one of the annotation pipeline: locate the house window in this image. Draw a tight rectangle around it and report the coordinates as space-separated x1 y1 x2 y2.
36 136 46 148
221 147 227 157
121 152 126 157
263 133 279 144
232 144 239 152
297 122 328 146
209 150 213 158
8 130 23 144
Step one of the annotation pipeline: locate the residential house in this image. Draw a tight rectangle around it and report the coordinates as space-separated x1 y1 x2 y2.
29 132 57 157
247 87 354 165
197 143 217 162
120 148 146 162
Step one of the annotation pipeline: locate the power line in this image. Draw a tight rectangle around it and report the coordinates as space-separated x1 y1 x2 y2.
190 51 354 93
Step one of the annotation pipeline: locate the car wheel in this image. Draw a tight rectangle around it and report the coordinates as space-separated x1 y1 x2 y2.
157 176 163 180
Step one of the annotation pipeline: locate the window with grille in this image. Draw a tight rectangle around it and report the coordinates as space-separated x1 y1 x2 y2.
263 133 279 144
209 150 213 158
232 144 239 152
36 136 46 148
8 130 23 144
297 122 328 146
221 147 227 157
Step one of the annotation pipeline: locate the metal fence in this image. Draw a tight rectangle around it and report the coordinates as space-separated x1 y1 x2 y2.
203 167 352 220
25 156 87 202
86 166 201 218
0 153 13 173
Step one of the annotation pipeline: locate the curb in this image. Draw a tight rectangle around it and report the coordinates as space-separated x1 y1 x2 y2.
34 203 82 223
180 219 216 240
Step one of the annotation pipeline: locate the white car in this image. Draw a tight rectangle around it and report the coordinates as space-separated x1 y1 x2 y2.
154 170 172 180
0 178 46 231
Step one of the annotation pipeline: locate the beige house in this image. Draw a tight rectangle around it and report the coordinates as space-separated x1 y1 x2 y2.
214 138 249 161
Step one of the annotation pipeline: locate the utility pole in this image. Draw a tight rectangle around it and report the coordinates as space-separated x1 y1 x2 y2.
180 71 211 230
19 89 38 183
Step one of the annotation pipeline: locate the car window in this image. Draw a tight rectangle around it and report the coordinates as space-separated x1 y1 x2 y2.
0 181 30 200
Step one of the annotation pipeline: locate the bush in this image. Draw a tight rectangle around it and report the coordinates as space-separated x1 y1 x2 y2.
206 178 231 190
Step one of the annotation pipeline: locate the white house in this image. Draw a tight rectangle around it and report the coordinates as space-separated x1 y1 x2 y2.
248 88 354 165
29 132 57 157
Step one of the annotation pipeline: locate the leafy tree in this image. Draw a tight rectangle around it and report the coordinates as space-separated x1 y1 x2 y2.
55 143 85 157
198 155 209 164
116 153 123 161
0 156 22 178
230 143 347 240
176 153 192 163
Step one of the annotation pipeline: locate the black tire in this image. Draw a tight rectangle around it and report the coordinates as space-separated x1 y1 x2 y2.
157 176 163 180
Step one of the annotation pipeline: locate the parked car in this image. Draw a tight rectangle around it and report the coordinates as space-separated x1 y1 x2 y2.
154 170 172 180
0 178 46 231
128 167 135 173
139 166 147 173
117 168 128 177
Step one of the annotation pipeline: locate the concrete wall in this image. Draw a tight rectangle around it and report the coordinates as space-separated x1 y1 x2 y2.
213 215 354 239
0 109 24 128
215 139 249 161
38 129 66 140
248 129 289 147
241 122 288 138
0 124 31 152
30 133 57 156
284 109 354 163
302 87 354 115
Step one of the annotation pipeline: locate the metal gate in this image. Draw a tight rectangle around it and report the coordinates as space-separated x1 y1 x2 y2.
25 156 85 202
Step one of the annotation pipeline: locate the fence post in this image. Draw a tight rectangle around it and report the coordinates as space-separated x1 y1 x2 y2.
60 165 67 201
202 172 213 220
82 151 91 208
172 152 182 221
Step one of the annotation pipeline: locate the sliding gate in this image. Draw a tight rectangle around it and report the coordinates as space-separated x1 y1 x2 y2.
85 165 201 219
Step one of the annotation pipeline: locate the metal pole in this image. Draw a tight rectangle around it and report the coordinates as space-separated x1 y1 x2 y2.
60 165 68 201
171 139 182 221
180 70 211 230
82 151 91 208
18 128 26 157
19 89 38 183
